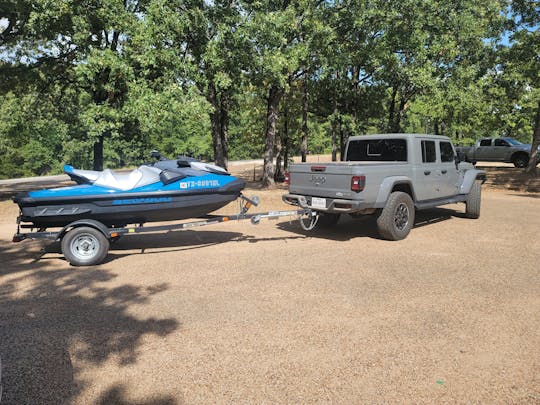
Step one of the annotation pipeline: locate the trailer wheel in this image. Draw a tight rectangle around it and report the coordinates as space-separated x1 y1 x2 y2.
61 226 109 266
377 192 415 241
465 180 482 219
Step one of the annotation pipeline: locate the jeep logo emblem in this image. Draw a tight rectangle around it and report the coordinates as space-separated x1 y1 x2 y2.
310 175 326 186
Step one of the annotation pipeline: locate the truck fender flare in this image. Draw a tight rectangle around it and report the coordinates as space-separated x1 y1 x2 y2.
510 150 529 160
57 219 111 241
374 176 415 208
459 170 486 194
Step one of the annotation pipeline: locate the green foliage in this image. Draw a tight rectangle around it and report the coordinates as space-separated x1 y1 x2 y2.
0 0 537 178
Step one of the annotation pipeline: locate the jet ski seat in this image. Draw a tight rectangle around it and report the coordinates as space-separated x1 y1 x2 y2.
93 166 162 191
64 165 101 184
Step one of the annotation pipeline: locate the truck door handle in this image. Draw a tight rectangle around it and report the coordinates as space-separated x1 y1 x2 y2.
424 170 431 175
441 170 447 174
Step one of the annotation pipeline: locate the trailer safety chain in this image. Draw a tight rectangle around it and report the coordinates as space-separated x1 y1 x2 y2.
299 210 318 231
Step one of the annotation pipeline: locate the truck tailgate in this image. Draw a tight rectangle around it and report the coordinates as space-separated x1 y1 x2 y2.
288 163 366 199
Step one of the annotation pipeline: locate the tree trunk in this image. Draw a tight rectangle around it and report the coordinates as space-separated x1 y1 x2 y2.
387 86 398 132
526 100 540 176
434 121 440 135
339 115 345 160
262 84 283 187
219 91 229 170
331 97 338 162
301 75 308 162
283 101 289 170
393 96 407 133
208 82 225 168
274 129 283 182
93 135 104 171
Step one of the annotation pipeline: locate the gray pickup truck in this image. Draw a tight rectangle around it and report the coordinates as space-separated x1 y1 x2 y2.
283 133 486 240
455 137 540 168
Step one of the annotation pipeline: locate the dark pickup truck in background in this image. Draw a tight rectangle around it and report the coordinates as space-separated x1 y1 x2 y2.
455 137 540 168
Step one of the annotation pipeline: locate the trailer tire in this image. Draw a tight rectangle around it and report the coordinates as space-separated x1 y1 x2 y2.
61 226 109 266
377 192 415 241
465 180 482 219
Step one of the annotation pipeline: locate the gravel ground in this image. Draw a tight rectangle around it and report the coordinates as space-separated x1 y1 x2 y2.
0 184 539 403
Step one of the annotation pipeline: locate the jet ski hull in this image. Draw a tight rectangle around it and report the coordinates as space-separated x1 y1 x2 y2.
14 179 245 228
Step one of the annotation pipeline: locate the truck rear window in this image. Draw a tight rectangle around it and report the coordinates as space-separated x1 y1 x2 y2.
346 139 407 162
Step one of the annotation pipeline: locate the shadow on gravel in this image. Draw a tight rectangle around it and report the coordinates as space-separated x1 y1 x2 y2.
7 228 307 266
0 246 179 404
480 166 540 193
277 207 458 241
97 384 178 405
99 229 246 264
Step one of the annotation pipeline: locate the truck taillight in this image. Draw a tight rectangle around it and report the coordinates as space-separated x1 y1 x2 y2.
351 175 365 192
284 171 290 185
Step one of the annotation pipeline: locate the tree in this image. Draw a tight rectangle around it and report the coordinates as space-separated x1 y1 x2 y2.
506 0 540 175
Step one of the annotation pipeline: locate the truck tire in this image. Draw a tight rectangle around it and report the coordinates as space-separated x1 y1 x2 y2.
377 192 415 241
512 153 529 168
316 212 341 228
465 180 482 219
61 226 110 266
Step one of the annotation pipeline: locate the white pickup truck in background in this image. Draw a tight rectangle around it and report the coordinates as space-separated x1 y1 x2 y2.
283 133 486 240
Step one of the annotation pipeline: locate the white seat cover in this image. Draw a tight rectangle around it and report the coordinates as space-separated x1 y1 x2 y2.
93 166 161 190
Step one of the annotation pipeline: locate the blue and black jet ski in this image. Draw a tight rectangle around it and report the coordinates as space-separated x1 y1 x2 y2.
13 156 245 228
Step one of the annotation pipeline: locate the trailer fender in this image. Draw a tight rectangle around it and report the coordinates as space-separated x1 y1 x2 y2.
57 219 111 241
374 177 415 208
460 170 486 194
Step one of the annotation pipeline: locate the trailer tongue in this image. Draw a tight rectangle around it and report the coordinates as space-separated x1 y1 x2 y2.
13 194 314 266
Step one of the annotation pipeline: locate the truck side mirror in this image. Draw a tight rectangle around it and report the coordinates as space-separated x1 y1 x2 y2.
455 151 464 168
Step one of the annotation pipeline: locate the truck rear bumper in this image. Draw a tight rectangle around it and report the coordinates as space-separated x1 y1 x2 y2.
282 193 373 213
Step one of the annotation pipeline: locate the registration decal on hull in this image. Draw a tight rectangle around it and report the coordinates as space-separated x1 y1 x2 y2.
180 179 220 189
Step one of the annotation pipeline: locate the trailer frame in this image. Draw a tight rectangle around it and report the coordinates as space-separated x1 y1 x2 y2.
12 194 314 266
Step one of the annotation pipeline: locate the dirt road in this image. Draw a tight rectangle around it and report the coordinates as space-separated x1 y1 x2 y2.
0 188 539 403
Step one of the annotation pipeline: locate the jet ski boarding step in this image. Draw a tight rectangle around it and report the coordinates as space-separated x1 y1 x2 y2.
12 194 314 267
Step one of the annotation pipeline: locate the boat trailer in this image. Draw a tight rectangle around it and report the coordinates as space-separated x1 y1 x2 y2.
12 194 317 266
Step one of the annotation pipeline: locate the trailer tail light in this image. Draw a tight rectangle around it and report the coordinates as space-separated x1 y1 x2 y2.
284 171 290 185
351 175 365 192
311 166 326 172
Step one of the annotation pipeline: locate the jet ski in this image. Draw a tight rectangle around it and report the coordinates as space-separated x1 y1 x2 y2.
13 156 245 228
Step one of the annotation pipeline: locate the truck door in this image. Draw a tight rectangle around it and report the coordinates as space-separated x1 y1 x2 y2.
414 139 440 201
437 140 459 197
475 138 494 160
493 138 511 161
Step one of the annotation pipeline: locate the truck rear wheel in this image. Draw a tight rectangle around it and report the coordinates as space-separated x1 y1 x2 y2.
465 180 482 219
377 192 415 241
61 226 110 266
